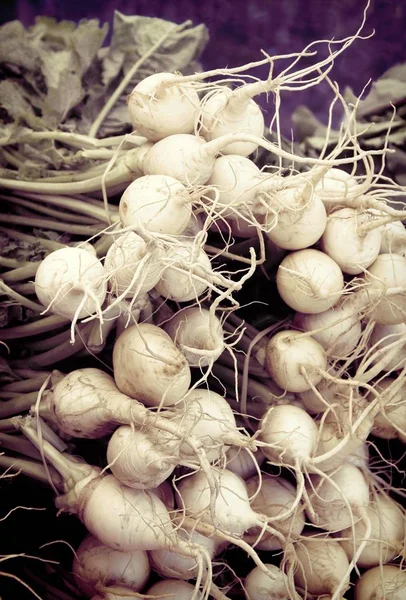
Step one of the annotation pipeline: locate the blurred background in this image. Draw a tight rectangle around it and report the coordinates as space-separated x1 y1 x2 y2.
1 0 406 129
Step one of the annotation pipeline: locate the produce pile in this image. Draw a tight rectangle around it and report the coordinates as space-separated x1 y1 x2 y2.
0 7 405 600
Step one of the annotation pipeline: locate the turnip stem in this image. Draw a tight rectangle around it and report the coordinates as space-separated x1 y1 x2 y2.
11 282 36 295
1 263 39 284
0 391 38 418
0 453 62 486
0 256 30 269
0 419 16 432
0 432 42 460
0 213 103 237
0 281 43 312
0 315 68 341
0 146 149 195
0 374 51 394
26 329 73 352
0 226 65 251
10 323 93 368
18 191 116 222
1 194 102 224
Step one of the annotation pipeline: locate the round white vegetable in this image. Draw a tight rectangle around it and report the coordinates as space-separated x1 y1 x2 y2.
263 330 327 393
155 243 213 302
339 494 405 568
379 220 406 255
145 579 197 600
371 378 406 442
118 174 192 235
35 247 107 320
72 534 150 597
315 168 359 212
113 323 191 407
245 474 305 550
244 563 290 600
294 304 362 358
104 232 162 298
321 207 382 274
354 564 406 600
199 87 265 156
128 72 199 141
225 446 265 480
368 323 406 372
363 253 406 325
276 249 344 314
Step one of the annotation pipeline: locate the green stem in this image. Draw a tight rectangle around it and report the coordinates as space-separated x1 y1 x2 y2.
0 213 103 237
0 454 62 486
25 328 71 352
0 226 65 251
10 323 93 368
0 256 30 269
0 281 43 312
0 432 42 460
0 145 147 195
0 130 123 150
1 374 51 394
88 22 185 138
10 282 36 295
0 418 17 432
1 263 39 284
0 315 68 341
19 192 116 222
0 391 39 419
0 194 100 224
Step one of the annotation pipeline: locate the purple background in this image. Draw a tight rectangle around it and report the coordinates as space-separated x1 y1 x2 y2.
1 0 406 129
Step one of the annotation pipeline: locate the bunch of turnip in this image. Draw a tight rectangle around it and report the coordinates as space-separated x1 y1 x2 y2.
1 5 406 599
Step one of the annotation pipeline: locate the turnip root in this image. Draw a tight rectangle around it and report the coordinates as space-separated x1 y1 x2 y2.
106 425 177 489
294 304 362 358
339 493 405 568
163 307 224 367
154 243 214 302
225 446 265 480
354 564 406 600
368 323 406 373
379 220 406 255
127 72 200 141
306 463 370 531
315 168 359 213
360 253 406 325
144 579 198 600
72 533 150 597
118 174 192 235
34 247 107 334
261 330 327 393
288 536 351 598
244 564 290 600
370 378 406 442
276 249 344 314
321 207 382 274
198 87 265 156
299 373 344 414
245 474 305 550
169 388 248 464
104 232 162 299
265 183 327 250
258 404 318 467
113 323 191 407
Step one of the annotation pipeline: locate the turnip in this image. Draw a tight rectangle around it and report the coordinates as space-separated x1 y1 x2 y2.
198 87 265 156
339 493 405 568
368 323 406 372
276 249 344 314
369 377 406 442
34 247 107 339
127 72 200 141
321 207 382 274
354 564 406 600
163 307 224 367
113 323 191 407
258 404 318 468
154 243 214 302
104 232 162 299
244 474 305 550
244 564 290 600
264 181 327 250
294 304 362 358
299 370 346 414
118 174 192 235
379 219 406 255
360 253 406 325
261 330 327 393
144 579 200 600
225 446 265 480
106 425 177 489
315 168 360 213
72 533 150 597
306 463 370 531
288 536 351 598
169 388 249 464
